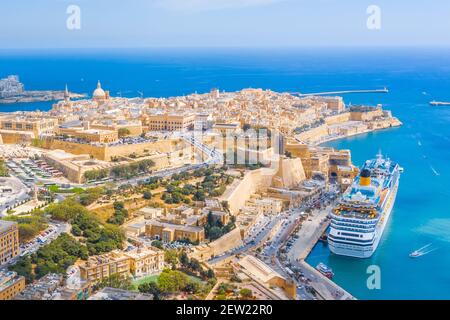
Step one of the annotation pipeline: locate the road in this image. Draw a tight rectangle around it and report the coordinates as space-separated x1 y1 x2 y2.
92 131 224 189
0 176 31 216
208 213 284 265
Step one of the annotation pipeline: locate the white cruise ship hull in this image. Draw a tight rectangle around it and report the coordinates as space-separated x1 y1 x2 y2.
328 181 399 259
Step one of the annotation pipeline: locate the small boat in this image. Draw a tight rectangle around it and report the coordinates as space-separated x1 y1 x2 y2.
430 101 450 106
409 243 434 258
316 262 334 279
409 251 423 258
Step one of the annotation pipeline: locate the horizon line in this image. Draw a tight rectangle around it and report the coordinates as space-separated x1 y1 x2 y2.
2 44 450 51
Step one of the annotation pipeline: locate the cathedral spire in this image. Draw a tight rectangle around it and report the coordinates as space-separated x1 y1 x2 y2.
64 84 70 102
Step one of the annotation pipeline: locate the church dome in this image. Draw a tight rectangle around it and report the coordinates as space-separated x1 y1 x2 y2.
93 80 106 99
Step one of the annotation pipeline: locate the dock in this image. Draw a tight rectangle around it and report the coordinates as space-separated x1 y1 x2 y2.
291 87 388 97
287 206 355 300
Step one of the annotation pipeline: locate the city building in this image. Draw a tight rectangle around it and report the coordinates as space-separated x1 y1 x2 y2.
254 197 283 215
145 220 205 243
79 251 131 283
0 115 58 142
0 271 26 300
79 245 165 283
323 96 345 113
14 274 63 300
58 124 119 143
92 80 110 104
124 246 165 278
12 273 91 300
143 113 195 131
285 142 358 189
137 207 164 219
0 220 20 265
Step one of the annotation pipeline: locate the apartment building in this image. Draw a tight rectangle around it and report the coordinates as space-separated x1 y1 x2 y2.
79 246 165 282
0 116 57 138
0 271 25 300
124 247 165 278
144 113 195 131
0 221 20 265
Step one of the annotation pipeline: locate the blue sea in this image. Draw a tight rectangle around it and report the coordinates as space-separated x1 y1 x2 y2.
1 48 450 299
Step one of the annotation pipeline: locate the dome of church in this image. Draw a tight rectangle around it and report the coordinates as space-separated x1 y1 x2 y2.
93 80 106 99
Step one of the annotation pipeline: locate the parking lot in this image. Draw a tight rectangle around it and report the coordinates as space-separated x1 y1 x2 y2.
6 158 65 185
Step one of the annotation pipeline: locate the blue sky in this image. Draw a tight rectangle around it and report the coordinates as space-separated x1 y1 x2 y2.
1 0 449 48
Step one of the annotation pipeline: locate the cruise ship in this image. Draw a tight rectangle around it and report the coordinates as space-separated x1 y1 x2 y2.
328 153 401 258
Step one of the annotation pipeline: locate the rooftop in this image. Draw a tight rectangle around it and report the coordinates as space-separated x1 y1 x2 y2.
0 220 17 233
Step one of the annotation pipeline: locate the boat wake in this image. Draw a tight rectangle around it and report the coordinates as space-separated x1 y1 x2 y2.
430 166 440 176
409 243 437 258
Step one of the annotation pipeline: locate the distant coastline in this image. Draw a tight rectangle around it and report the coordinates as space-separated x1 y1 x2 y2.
0 91 85 104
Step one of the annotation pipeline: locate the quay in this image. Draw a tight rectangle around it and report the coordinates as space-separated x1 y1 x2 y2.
287 206 355 300
292 87 388 97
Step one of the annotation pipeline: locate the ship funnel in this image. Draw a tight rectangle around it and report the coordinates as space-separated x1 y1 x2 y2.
360 169 371 186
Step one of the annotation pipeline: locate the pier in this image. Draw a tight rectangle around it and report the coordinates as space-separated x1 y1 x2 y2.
291 87 388 97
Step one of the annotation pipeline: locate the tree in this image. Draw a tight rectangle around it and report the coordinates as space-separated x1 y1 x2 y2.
208 226 223 241
118 128 131 138
188 258 202 272
78 187 105 206
193 190 205 201
95 273 133 291
239 288 253 299
13 233 89 281
108 201 129 225
151 240 163 249
164 249 178 267
143 191 152 200
9 256 34 283
139 281 162 300
45 198 89 221
221 201 230 212
157 269 189 294
183 280 201 294
0 159 9 177
179 251 190 267
206 268 215 279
